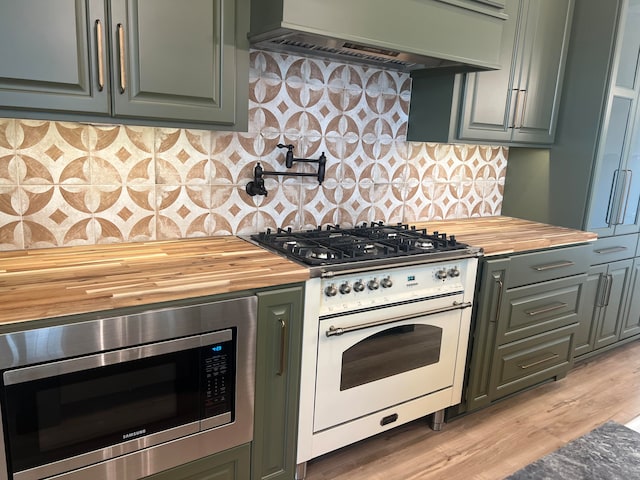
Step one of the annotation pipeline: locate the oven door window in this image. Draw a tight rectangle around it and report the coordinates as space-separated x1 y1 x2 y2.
2 347 204 473
341 324 442 390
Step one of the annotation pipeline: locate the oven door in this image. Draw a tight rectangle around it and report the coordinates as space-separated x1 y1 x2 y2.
314 294 466 432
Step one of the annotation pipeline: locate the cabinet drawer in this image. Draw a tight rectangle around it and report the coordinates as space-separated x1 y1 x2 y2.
491 323 576 401
498 274 586 345
591 234 638 264
507 244 590 288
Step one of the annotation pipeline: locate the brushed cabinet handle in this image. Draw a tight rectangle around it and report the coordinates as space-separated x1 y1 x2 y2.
617 169 633 225
491 277 504 324
525 302 568 317
518 90 527 129
605 170 620 226
594 246 628 255
277 318 287 376
95 19 105 91
532 261 575 271
510 89 523 129
603 273 613 307
117 23 126 94
596 273 610 308
518 353 559 370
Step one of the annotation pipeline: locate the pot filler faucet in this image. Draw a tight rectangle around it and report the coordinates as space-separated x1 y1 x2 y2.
245 143 327 196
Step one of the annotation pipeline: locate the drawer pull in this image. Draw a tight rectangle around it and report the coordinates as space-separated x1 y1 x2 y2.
519 353 559 370
525 302 568 317
594 246 628 255
532 261 575 271
117 23 126 93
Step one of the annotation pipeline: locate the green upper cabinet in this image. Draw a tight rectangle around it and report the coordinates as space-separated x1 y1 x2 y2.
0 0 109 114
575 0 640 237
408 0 573 146
0 0 249 129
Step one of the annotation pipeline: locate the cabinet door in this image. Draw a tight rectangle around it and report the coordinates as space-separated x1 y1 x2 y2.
574 264 606 356
457 0 521 142
464 258 510 413
594 259 633 349
143 444 250 480
510 0 573 144
614 0 640 90
109 0 246 125
621 257 640 339
254 287 304 480
586 96 634 236
0 0 109 114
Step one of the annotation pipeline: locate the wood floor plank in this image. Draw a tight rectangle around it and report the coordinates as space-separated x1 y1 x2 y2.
304 340 640 480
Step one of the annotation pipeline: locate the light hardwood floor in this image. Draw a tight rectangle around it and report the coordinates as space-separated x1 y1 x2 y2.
304 340 640 480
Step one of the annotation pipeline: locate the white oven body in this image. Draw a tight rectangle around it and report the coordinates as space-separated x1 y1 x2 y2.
296 257 478 465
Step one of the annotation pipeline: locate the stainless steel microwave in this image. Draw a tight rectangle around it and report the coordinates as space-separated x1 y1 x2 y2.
0 296 257 480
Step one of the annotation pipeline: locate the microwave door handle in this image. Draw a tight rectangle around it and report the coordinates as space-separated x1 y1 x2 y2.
3 329 231 385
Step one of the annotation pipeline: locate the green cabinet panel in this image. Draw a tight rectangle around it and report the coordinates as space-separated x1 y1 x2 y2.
0 0 109 113
408 0 573 146
497 274 586 345
0 0 249 129
109 0 246 125
143 444 251 480
622 258 640 339
253 286 304 480
575 260 634 357
490 323 575 399
465 257 509 412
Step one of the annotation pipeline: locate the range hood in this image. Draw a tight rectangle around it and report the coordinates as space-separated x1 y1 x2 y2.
249 0 507 72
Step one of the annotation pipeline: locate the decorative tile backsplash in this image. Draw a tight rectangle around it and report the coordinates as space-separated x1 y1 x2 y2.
0 50 507 251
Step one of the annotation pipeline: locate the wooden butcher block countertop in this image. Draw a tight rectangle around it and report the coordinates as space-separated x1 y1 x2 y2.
0 236 309 325
416 216 597 256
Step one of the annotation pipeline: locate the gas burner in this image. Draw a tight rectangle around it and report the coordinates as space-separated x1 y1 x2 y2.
412 240 435 250
307 248 340 261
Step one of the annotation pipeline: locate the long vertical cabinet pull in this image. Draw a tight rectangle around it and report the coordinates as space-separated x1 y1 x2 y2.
510 89 523 128
277 318 287 376
490 276 504 324
617 169 633 224
517 90 528 129
117 24 126 94
596 273 612 308
605 170 620 225
95 20 105 91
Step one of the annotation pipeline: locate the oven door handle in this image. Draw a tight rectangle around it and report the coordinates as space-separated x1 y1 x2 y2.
325 301 472 337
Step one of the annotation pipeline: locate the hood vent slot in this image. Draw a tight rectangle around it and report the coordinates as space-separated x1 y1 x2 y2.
261 35 454 72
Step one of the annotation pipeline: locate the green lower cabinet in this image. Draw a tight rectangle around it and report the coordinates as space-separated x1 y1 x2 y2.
574 260 634 357
459 246 589 416
253 286 304 480
465 257 509 412
621 258 640 339
143 444 251 480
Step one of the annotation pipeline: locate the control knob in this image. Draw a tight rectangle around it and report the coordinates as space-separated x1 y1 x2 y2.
339 282 352 294
353 280 365 292
448 267 461 278
436 269 448 280
368 279 380 290
381 276 393 288
325 284 338 297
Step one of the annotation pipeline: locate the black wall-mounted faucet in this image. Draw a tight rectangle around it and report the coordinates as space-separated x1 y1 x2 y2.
245 144 327 197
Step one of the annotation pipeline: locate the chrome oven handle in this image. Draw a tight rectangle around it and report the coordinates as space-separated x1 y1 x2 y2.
325 301 472 337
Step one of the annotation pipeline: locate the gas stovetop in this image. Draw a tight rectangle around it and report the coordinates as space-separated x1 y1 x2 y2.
249 222 481 275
